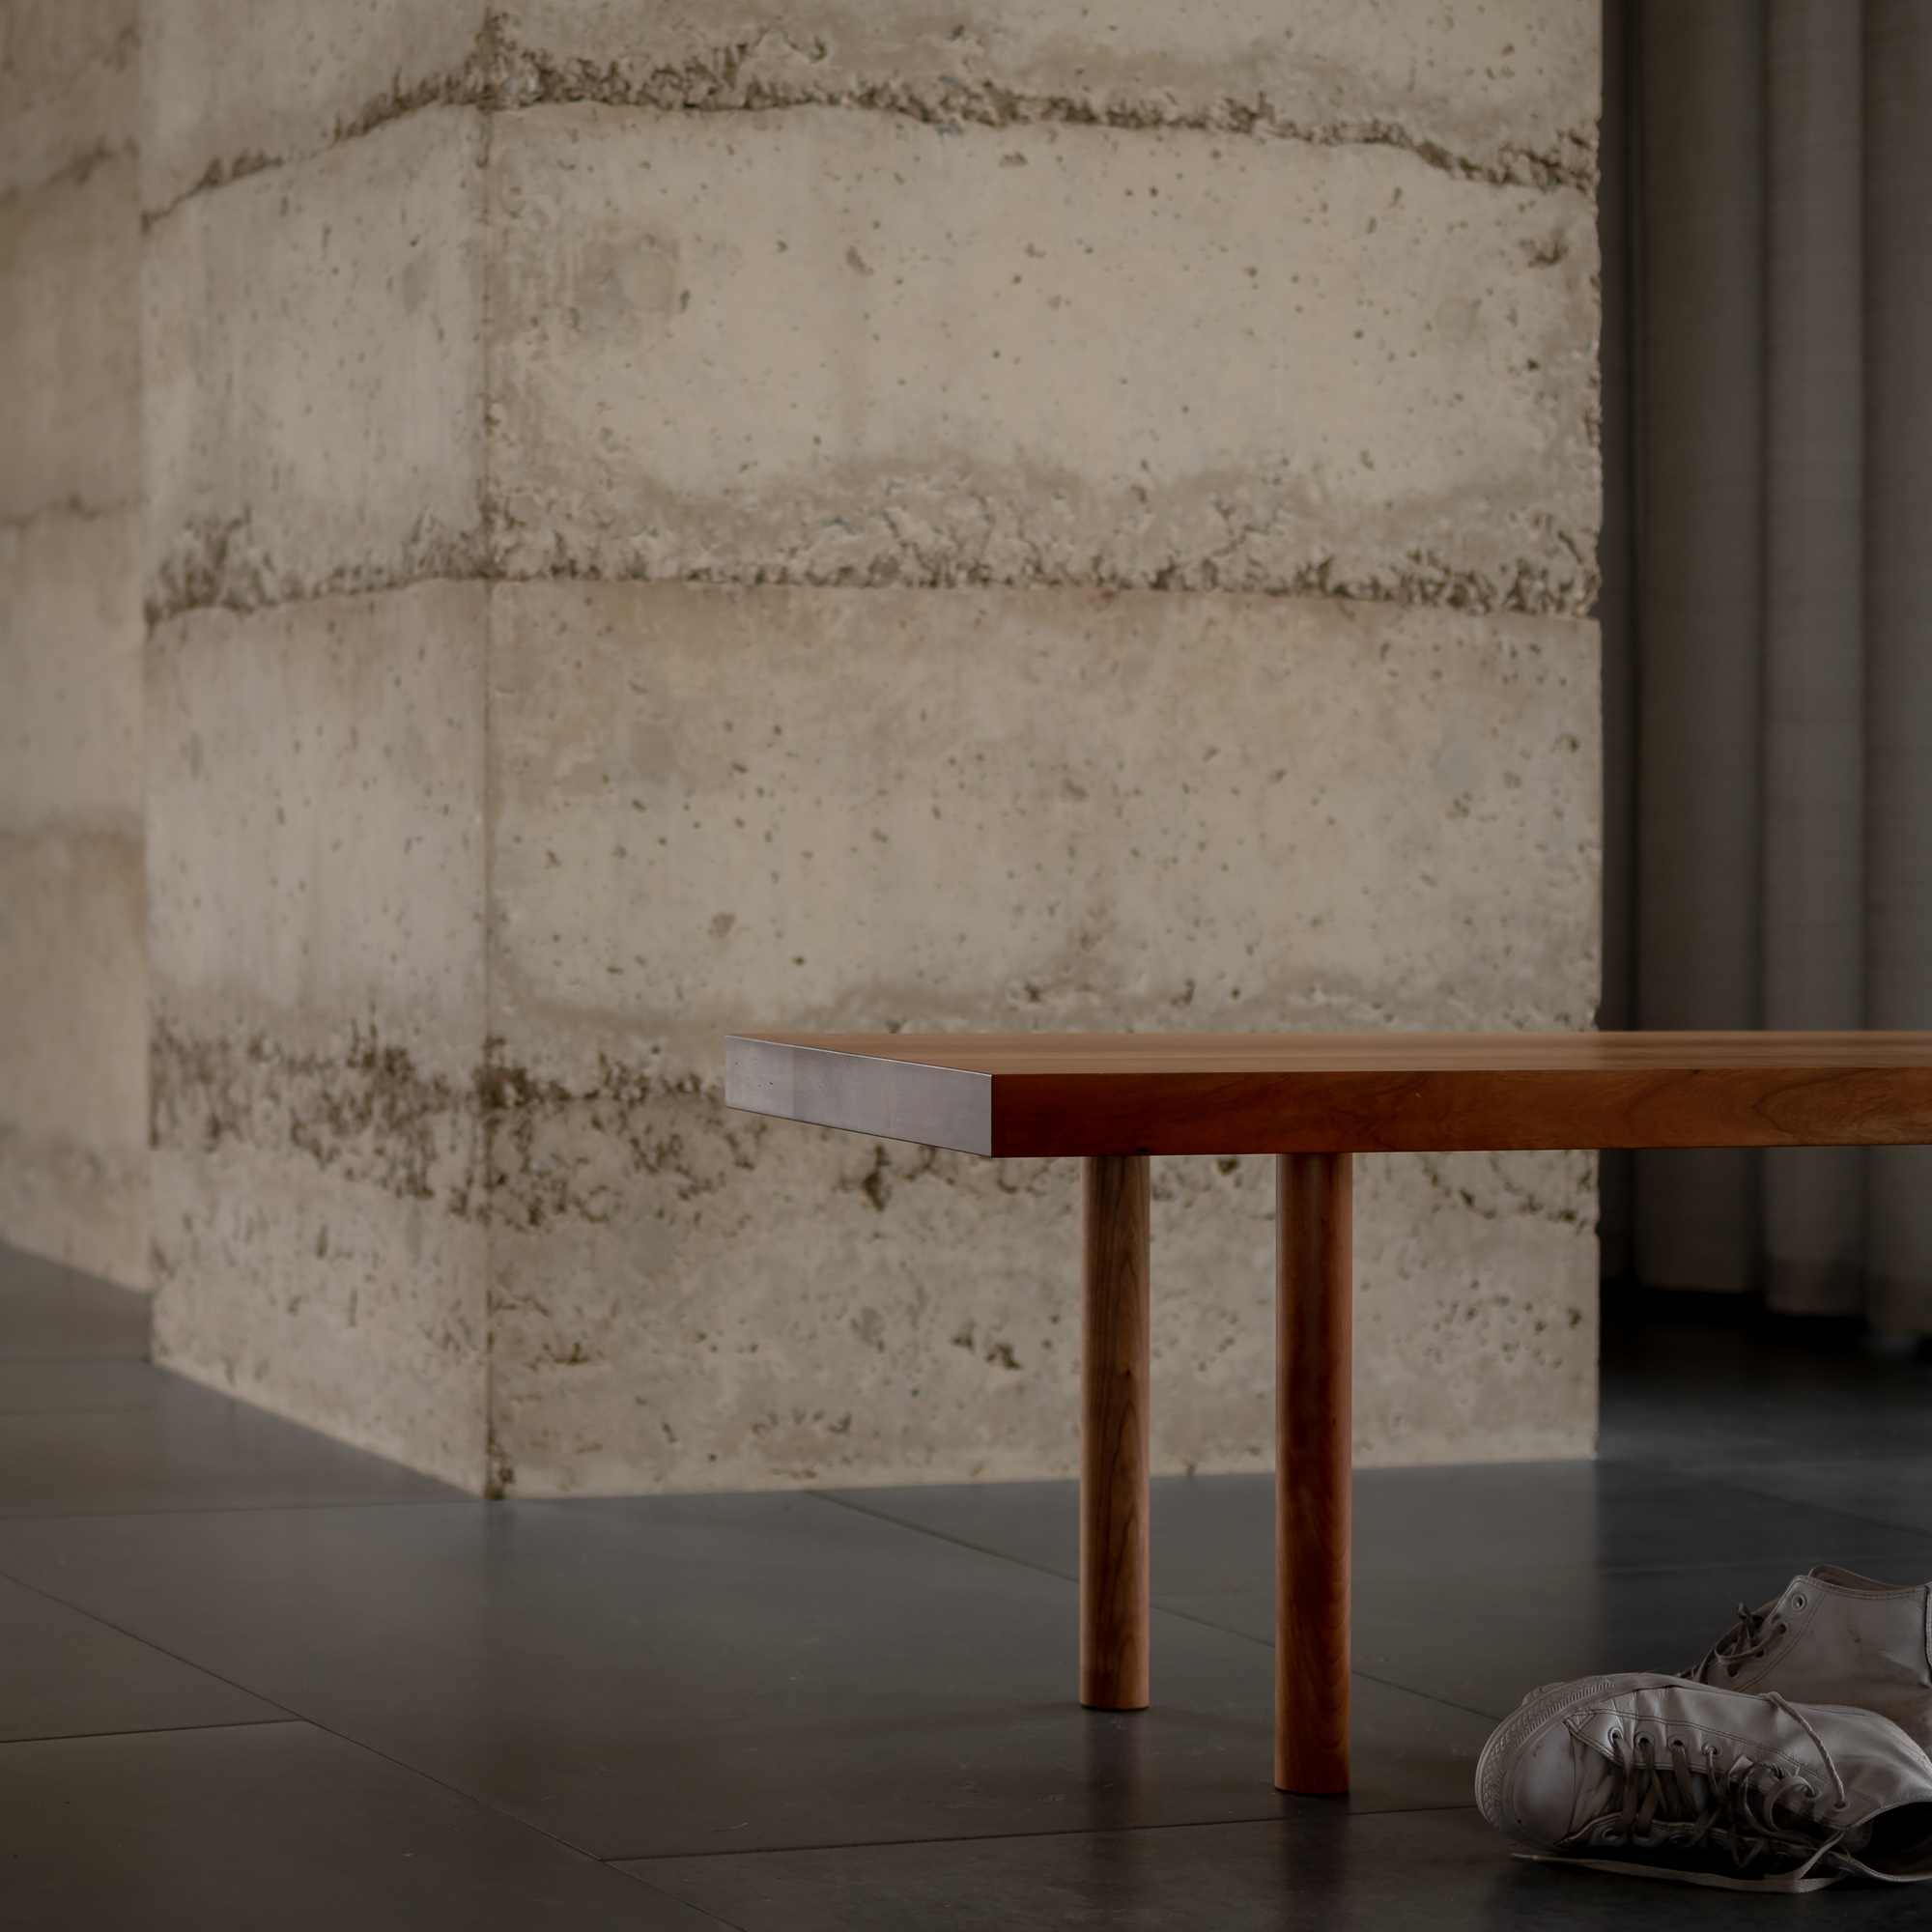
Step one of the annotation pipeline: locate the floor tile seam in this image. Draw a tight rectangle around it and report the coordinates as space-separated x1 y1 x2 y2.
1348 1671 1517 1725
0 1492 470 1526
809 1498 1854 1601
611 1802 1484 1865
809 1496 1506 1726
606 1860 753 1929
272 1717 728 1883
99 1676 642 1877
1602 1449 1932 1472
0 1405 192 1420
1344 1663 1501 1726
806 1491 1079 1586
1676 1469 1932 1548
0 1692 738 1923
0 1715 300 1748
799 1493 1498 1606
0 1354 153 1367
1162 1547 1932 1594
1556 1553 1932 1582
1379 1561 1932 1606
0 1562 308 1721
1150 1573 1585 1604
1137 1593 1509 1726
0 1561 766 1900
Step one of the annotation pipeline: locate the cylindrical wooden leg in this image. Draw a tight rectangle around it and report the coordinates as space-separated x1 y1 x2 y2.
1081 1153 1151 1711
1275 1151 1351 1794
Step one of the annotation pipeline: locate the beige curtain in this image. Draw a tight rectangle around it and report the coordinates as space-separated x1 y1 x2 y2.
1602 0 1932 1330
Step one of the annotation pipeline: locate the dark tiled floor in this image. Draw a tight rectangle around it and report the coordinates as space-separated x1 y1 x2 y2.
6 1239 1932 1925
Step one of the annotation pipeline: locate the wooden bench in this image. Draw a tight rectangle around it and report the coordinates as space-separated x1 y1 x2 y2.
725 1030 1932 1793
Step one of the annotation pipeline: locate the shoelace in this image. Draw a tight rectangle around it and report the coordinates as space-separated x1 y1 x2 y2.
1595 1692 1849 1883
1686 1600 1786 1683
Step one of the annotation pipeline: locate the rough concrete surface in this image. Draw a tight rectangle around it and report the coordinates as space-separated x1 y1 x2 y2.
495 0 1596 187
490 105 1598 606
139 0 1594 218
0 153 140 524
0 828 148 1288
138 0 482 215
0 504 148 1287
485 1113 1594 1496
146 584 489 1481
148 1132 488 1487
0 0 137 201
0 506 145 834
145 583 487 1040
0 40 146 1291
142 106 486 621
113 0 1604 1491
489 584 1598 1061
481 582 1598 1493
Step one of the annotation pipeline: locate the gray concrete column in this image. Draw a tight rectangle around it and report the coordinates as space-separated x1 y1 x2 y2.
1634 0 1764 1290
1863 2 1932 1332
0 0 148 1288
1597 0 1637 1280
1760 0 1865 1316
137 3 1607 1486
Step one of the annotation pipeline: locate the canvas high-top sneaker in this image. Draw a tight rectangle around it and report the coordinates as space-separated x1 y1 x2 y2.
1682 1567 1932 1751
1476 1672 1932 1890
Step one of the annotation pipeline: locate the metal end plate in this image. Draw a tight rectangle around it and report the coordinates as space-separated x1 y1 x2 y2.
724 1037 993 1155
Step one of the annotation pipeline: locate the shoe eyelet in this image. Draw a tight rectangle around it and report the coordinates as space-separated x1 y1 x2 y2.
1725 1663 1739 1678
1792 1596 1805 1610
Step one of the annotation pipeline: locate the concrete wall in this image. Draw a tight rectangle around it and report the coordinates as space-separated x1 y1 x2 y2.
485 583 1598 1493
147 583 489 1480
134 0 1602 1492
0 1 148 1286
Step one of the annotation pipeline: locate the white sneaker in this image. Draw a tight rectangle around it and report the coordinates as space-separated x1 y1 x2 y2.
1476 1671 1932 1890
1683 1566 1932 1750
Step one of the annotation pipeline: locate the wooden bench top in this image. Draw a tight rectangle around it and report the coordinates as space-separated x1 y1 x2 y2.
724 1031 1932 1157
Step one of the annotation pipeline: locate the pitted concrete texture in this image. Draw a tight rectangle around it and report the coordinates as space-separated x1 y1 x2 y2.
490 583 1597 1061
1352 1147 1595 1466
0 153 140 524
0 506 147 1287
151 1131 488 1486
493 1 1595 185
0 44 146 1288
139 1 1593 218
479 582 1597 1492
486 1112 1593 1496
0 506 145 836
492 104 1595 605
143 74 1595 619
146 582 487 1057
0 828 148 1288
146 584 489 1479
139 0 480 215
143 106 486 622
0 0 138 201
127 0 1604 1488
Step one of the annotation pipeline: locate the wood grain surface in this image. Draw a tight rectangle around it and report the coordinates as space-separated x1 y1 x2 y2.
726 1031 1932 1155
1080 1154 1151 1712
1275 1152 1352 1794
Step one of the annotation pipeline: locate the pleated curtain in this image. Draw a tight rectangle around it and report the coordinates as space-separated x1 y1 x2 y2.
1601 0 1932 1330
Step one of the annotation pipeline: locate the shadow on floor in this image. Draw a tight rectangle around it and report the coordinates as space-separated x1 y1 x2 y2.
3 1237 1930 1928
